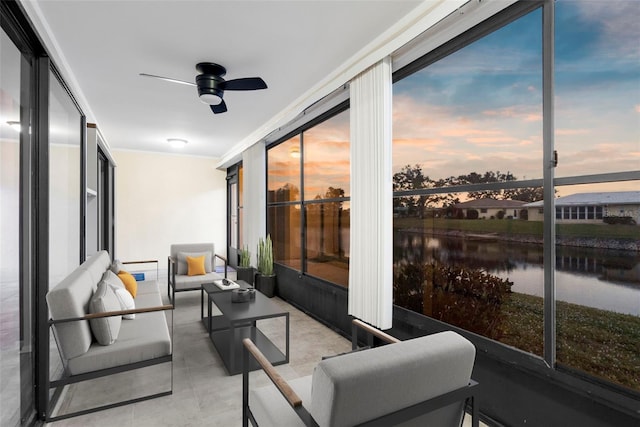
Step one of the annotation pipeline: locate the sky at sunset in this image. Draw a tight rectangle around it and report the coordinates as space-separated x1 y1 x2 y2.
393 1 639 188
269 1 638 200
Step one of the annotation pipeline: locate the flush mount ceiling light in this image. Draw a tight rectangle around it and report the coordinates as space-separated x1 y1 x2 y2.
6 121 21 132
167 138 188 148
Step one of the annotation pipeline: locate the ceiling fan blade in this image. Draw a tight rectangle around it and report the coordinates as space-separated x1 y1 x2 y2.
139 73 196 86
223 77 267 91
210 100 228 114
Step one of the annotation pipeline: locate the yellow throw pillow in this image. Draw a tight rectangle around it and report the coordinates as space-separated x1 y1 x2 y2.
187 255 206 276
117 271 138 298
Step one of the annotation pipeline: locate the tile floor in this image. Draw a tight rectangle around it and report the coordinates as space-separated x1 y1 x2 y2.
46 280 486 427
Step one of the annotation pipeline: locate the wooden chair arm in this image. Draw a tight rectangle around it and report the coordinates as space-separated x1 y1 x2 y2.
215 253 228 263
243 338 302 408
352 318 401 345
50 304 174 325
168 256 176 264
122 259 158 265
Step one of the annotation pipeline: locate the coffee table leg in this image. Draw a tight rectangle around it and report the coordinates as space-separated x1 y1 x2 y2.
229 322 235 373
200 287 204 320
208 295 213 333
285 313 290 363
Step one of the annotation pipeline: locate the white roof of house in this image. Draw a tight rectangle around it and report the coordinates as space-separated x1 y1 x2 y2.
524 191 640 207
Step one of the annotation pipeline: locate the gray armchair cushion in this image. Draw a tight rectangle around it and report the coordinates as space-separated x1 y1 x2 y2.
310 331 475 427
89 281 122 345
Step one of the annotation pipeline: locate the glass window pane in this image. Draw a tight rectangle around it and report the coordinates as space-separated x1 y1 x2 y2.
269 205 302 270
393 188 544 356
554 182 640 391
393 8 543 185
303 110 350 199
555 1 640 178
267 135 301 203
49 73 81 285
305 201 350 287
1 27 32 427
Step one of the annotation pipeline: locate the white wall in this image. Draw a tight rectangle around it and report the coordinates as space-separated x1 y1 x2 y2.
113 150 227 274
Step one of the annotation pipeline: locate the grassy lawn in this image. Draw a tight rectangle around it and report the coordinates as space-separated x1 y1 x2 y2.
394 217 640 240
500 292 640 390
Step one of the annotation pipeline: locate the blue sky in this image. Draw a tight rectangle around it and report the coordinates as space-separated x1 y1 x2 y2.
392 1 639 190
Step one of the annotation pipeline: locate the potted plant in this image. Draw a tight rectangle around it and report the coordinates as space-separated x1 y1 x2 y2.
256 234 276 297
236 245 254 285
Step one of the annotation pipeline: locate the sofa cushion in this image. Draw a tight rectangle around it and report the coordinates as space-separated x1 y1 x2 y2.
80 251 112 290
67 310 172 375
174 272 223 291
177 251 212 275
89 281 122 345
47 268 94 360
310 331 475 427
249 376 311 427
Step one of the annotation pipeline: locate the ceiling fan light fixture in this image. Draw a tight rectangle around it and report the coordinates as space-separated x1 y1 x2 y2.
199 93 223 105
167 138 188 148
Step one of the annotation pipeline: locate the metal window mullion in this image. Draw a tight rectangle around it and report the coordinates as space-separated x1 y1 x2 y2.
300 133 306 275
542 0 556 368
34 55 51 420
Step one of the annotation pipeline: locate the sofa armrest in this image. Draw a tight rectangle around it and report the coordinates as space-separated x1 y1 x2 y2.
50 304 174 325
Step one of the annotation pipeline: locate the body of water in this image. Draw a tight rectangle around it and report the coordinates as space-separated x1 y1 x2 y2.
394 231 640 316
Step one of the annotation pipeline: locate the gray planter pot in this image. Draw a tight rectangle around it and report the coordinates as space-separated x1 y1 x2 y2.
236 266 255 285
256 274 276 298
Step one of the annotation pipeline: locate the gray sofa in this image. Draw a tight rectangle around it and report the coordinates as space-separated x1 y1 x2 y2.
46 251 173 421
243 330 479 427
168 242 227 303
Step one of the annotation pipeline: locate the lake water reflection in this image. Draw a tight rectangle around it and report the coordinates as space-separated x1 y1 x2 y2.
394 231 640 316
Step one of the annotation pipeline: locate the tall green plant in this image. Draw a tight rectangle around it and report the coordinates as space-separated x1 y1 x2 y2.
257 234 274 276
239 245 251 268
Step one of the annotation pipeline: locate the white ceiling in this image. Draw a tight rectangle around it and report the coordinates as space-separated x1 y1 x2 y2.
24 0 423 160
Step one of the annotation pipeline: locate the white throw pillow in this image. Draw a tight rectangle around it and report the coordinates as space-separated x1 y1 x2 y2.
112 286 136 320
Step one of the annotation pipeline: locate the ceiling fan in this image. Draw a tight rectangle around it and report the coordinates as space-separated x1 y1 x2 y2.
140 62 267 114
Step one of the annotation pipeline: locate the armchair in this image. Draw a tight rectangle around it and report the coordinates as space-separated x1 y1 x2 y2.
242 320 479 427
168 242 227 303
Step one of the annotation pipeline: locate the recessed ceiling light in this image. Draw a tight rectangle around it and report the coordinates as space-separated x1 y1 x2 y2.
6 121 21 132
167 138 188 148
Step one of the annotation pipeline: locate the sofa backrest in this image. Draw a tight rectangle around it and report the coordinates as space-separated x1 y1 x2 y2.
170 243 215 274
310 331 476 427
47 251 112 361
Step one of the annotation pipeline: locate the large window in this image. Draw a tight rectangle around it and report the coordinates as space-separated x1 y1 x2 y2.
554 0 640 391
391 0 640 394
268 109 350 286
393 7 544 354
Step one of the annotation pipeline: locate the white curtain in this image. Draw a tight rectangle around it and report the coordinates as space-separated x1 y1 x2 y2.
242 141 266 267
347 57 393 330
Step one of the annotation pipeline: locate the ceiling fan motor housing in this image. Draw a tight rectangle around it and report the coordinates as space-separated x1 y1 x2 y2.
196 74 224 105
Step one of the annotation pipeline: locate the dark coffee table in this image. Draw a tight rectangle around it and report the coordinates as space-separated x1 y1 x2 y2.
201 280 251 332
203 285 290 375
